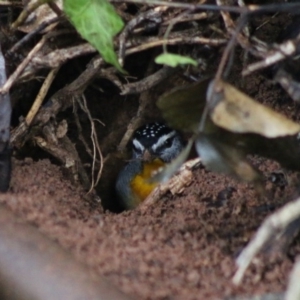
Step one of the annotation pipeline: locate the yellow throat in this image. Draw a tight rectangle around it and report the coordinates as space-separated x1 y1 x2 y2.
130 158 164 205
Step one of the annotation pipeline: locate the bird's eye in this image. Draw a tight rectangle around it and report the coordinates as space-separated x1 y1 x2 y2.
164 138 173 148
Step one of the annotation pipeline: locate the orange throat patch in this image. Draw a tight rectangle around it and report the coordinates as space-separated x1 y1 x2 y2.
130 159 164 205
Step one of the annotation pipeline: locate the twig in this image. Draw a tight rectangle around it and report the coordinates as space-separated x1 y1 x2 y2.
35 124 91 191
216 0 236 32
126 35 227 54
30 43 96 69
285 257 300 300
132 11 208 34
7 16 61 55
161 12 208 27
139 158 201 212
242 36 300 76
25 67 60 126
118 8 165 65
117 61 158 152
29 33 226 71
162 9 193 53
11 56 103 147
199 15 247 132
0 35 47 94
237 0 250 37
11 0 53 30
121 66 177 95
96 67 124 91
111 1 300 14
47 0 63 17
233 197 300 285
34 56 103 126
274 68 300 102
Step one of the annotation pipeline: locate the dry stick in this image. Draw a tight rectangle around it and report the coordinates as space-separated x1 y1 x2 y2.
118 61 157 151
116 107 141 151
8 16 61 55
47 0 63 16
127 36 227 53
274 68 300 102
213 4 266 60
121 66 176 95
255 12 279 32
242 36 300 76
118 7 166 65
35 132 92 191
35 56 103 125
237 0 251 75
215 14 248 83
132 11 208 34
96 67 124 91
30 34 226 71
237 0 250 37
233 198 300 285
0 35 47 95
160 12 208 27
11 56 103 147
198 15 247 132
25 67 60 126
215 0 238 78
216 0 236 32
11 0 52 29
140 158 201 212
30 43 96 69
111 1 300 14
285 258 300 300
161 9 192 53
217 0 250 76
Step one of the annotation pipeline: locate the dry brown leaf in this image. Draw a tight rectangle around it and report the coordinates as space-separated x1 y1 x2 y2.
209 80 300 137
195 133 262 185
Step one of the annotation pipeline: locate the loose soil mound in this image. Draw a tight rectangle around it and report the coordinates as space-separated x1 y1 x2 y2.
0 156 298 299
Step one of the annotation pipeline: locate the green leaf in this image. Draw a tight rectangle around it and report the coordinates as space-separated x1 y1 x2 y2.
155 53 198 67
63 0 125 73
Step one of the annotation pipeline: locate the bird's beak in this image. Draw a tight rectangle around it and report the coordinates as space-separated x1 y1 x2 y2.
142 149 153 162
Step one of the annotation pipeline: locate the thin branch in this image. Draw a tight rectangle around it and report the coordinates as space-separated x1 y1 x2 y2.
118 8 165 65
8 16 61 55
121 66 177 95
11 0 53 30
25 67 60 126
285 258 300 300
111 0 300 14
233 198 300 285
0 35 47 94
242 36 300 76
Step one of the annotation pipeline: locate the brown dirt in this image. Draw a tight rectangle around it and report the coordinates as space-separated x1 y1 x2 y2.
0 152 299 299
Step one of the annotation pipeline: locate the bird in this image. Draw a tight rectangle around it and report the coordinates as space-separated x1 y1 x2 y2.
115 122 185 210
